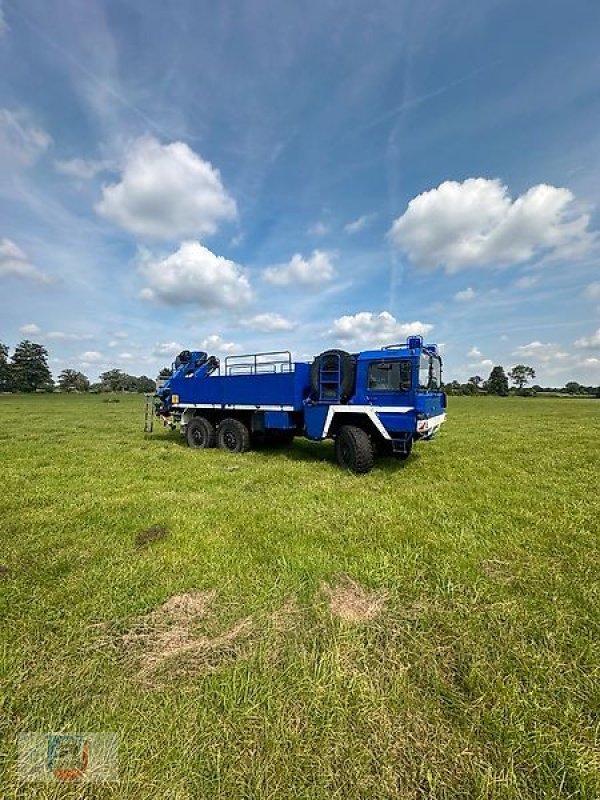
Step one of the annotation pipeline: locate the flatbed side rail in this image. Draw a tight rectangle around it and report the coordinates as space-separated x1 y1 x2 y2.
224 351 293 376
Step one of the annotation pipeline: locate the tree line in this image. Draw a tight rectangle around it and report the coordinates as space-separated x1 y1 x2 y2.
444 364 600 398
0 340 155 393
1 339 598 397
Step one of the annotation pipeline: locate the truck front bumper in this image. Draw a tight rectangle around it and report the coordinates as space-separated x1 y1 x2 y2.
416 412 446 439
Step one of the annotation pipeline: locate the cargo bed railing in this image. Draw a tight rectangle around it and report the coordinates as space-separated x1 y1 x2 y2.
224 351 293 376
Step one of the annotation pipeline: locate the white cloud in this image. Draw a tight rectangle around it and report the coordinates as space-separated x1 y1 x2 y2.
117 352 134 361
0 108 51 166
55 157 111 180
512 341 569 362
388 178 597 272
330 311 433 347
96 136 237 239
308 221 329 236
152 341 184 357
468 358 494 370
80 351 104 364
344 214 373 234
46 331 94 341
515 275 539 289
264 250 336 286
200 334 241 354
467 346 482 358
0 238 51 284
19 323 41 335
574 329 600 350
584 282 600 301
242 313 295 332
454 287 476 302
139 241 252 308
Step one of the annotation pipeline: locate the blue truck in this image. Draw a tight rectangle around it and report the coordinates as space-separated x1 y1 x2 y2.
147 336 446 474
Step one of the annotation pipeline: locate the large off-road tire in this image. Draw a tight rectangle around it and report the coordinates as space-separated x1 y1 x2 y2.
217 418 251 453
310 349 356 402
335 425 375 474
185 416 216 449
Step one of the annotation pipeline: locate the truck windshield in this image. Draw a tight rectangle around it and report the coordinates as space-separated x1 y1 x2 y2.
419 354 442 391
368 360 412 392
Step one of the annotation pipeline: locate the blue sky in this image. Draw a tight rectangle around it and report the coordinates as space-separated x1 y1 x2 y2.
1 0 600 384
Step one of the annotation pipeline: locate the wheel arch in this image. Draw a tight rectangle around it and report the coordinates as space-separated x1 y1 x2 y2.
327 410 387 444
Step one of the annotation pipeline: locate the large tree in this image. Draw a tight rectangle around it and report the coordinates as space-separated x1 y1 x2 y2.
136 375 156 393
10 340 53 392
565 381 582 395
0 342 10 391
58 369 90 392
486 365 509 396
99 369 129 392
508 364 536 390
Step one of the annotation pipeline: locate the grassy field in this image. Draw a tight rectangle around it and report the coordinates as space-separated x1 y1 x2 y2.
1 394 599 799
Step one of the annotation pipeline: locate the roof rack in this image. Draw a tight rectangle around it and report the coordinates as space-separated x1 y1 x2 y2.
224 350 293 376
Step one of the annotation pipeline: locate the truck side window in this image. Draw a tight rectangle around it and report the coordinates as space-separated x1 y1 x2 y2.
368 360 411 391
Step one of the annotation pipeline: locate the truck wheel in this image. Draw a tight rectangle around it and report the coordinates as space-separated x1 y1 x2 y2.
186 416 215 449
217 418 251 453
335 425 374 474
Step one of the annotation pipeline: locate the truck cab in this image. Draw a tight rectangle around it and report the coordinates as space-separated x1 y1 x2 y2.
303 336 446 464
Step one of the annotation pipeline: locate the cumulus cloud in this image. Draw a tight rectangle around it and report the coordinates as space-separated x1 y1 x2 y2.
0 238 51 284
19 323 41 335
512 341 569 362
200 334 241 354
264 250 336 286
467 346 482 358
96 136 237 239
330 311 432 347
344 214 373 234
242 313 295 332
139 241 252 308
152 341 184 357
0 108 51 166
55 157 111 180
574 329 600 350
80 351 104 364
388 178 597 272
454 287 476 301
46 331 93 341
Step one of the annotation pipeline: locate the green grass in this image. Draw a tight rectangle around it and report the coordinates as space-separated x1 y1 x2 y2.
1 394 599 799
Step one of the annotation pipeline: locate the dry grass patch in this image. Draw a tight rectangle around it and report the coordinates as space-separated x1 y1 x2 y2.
115 589 255 683
112 591 304 685
322 575 387 623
